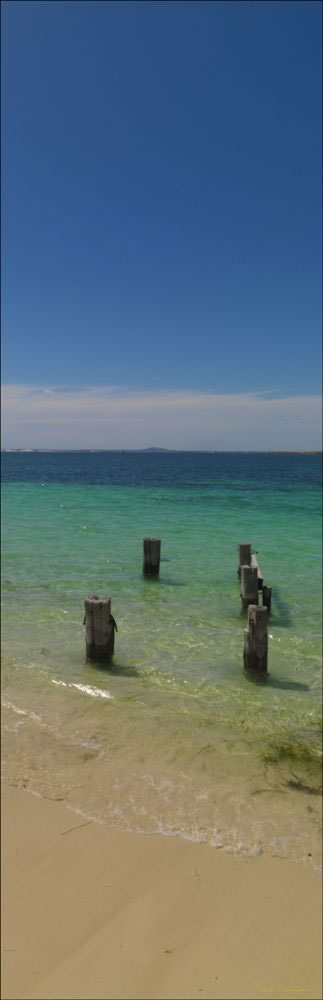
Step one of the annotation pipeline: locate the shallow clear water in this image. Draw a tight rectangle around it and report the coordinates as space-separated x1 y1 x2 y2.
1 452 322 865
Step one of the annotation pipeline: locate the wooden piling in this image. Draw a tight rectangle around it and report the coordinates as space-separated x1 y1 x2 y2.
84 595 117 663
251 553 263 590
262 585 272 613
243 605 268 674
240 564 258 609
237 543 251 578
143 538 161 577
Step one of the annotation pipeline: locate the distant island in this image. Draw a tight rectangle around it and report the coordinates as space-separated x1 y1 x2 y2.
1 448 322 455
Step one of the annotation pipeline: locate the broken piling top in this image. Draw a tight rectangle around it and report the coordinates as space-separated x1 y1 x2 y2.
84 595 116 663
243 604 268 674
237 543 251 577
143 538 161 577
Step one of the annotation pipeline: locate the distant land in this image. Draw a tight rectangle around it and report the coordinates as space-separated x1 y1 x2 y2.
1 449 322 456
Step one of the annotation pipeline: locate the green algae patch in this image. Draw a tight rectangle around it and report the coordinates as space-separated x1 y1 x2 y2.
262 736 322 795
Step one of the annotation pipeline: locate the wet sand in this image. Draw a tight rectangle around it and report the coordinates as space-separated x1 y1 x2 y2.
1 785 322 1000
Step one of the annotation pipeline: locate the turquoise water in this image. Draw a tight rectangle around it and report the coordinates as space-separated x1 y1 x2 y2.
1 453 322 865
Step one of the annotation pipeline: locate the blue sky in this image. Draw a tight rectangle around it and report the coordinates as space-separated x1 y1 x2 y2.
2 0 322 448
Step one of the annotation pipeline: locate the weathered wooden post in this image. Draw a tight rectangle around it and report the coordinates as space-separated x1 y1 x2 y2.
240 565 258 609
143 538 161 577
84 595 117 663
237 543 251 578
251 552 263 590
243 605 268 674
262 585 272 613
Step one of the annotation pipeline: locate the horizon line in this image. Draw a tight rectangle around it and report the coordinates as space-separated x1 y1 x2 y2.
2 448 322 455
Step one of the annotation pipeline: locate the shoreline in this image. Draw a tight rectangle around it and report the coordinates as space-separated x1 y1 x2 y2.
2 784 322 1000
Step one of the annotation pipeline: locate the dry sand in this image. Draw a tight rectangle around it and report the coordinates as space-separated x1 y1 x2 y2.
1 785 322 1000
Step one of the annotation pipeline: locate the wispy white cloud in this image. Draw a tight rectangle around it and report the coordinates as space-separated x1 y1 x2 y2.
1 384 322 450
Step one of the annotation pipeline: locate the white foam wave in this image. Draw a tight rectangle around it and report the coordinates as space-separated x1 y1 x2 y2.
2 699 40 720
52 679 112 700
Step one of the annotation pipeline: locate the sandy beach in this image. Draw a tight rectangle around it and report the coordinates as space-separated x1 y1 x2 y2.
1 785 322 1000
